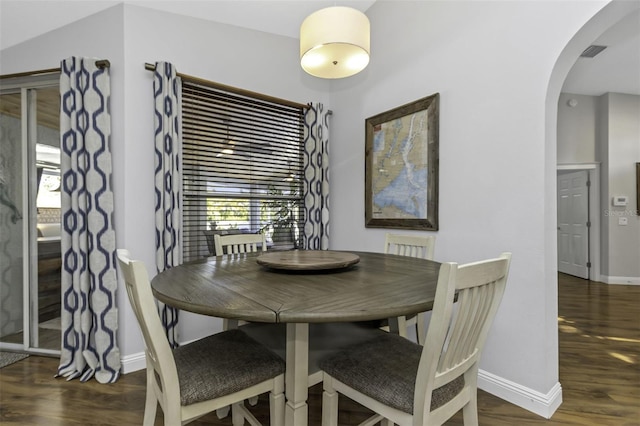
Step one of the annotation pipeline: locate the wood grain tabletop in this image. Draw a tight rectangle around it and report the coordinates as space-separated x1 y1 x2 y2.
151 250 441 323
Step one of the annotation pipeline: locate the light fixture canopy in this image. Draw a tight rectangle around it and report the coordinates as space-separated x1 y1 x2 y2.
300 6 370 79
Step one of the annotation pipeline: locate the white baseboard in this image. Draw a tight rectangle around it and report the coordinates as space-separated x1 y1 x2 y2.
120 351 146 374
478 369 562 419
599 275 640 285
120 337 200 375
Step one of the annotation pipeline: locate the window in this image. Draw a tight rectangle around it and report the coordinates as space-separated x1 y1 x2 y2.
181 81 305 261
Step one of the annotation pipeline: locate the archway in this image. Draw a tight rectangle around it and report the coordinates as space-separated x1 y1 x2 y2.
544 0 640 418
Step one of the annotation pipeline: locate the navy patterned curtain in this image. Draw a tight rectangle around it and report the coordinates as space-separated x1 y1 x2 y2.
57 57 120 383
303 103 330 250
153 62 181 348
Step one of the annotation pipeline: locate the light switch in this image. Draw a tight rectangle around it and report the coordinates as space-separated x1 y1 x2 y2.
613 196 628 206
618 217 628 226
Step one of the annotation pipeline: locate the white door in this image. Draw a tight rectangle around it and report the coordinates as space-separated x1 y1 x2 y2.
557 170 589 279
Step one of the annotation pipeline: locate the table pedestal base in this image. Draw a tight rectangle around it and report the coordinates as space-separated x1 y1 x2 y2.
285 323 309 426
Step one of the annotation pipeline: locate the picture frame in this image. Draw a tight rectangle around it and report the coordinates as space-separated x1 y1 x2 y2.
365 93 439 230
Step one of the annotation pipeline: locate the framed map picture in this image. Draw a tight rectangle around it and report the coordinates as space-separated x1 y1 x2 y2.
365 93 439 230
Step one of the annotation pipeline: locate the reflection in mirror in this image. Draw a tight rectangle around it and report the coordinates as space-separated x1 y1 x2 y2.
36 168 60 209
35 144 61 209
35 143 60 166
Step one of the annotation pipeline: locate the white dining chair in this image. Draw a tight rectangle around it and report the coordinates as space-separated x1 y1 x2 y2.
320 252 512 426
214 233 268 330
116 249 285 426
383 233 436 344
214 233 267 256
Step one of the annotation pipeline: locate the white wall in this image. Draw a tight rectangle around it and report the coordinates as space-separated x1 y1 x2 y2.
599 93 640 282
558 93 598 163
328 0 611 417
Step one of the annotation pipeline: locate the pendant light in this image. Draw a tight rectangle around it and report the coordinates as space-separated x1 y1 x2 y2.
217 119 235 157
299 6 370 79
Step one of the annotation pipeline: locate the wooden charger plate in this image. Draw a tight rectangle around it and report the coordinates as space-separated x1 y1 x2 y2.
256 250 360 271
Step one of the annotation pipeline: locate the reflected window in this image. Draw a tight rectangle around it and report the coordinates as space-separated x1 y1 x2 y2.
36 168 60 208
35 144 61 209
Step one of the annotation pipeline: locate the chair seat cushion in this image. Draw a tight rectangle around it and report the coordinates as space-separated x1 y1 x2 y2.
318 330 464 414
173 329 285 406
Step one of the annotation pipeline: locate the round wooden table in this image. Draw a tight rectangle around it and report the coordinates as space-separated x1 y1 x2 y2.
151 250 441 426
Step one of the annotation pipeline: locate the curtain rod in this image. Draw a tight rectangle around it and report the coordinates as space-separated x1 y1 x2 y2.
0 60 111 80
145 62 309 110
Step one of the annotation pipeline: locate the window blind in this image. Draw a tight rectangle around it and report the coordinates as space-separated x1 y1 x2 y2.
181 81 305 261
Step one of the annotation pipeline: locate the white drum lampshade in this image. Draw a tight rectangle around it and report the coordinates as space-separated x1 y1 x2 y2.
300 6 370 79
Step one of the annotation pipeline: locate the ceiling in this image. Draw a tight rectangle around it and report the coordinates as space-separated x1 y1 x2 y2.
562 9 640 97
0 1 375 48
0 1 638 96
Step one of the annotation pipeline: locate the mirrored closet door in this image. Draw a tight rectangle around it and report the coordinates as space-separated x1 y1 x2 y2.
0 76 61 355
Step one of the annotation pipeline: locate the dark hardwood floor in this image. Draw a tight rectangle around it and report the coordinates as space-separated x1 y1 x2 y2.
1 273 638 425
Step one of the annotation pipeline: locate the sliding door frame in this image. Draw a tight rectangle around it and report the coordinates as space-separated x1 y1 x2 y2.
1 74 61 356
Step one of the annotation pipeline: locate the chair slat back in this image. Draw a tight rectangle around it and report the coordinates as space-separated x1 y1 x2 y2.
214 233 267 256
116 249 179 392
384 233 436 260
416 253 511 410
